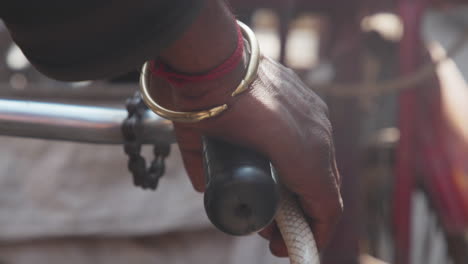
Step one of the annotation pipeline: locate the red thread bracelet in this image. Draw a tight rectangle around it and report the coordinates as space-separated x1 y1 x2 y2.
150 23 244 85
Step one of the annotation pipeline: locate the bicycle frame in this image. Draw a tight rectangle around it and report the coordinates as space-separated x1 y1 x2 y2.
0 98 175 145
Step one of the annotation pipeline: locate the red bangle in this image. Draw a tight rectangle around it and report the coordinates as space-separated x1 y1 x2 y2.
150 23 244 85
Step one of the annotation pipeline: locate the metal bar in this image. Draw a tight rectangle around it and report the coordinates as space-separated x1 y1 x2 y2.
0 83 136 102
0 99 175 144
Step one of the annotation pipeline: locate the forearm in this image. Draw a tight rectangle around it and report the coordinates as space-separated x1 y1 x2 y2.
1 0 205 81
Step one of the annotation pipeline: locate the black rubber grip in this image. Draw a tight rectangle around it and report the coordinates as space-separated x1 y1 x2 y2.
202 136 280 236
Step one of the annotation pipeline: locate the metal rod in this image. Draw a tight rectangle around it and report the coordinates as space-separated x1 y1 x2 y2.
0 99 175 144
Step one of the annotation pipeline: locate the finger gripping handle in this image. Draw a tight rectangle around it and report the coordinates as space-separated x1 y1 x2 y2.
202 137 280 236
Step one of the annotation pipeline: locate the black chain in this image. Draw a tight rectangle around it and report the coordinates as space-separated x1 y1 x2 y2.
122 92 170 190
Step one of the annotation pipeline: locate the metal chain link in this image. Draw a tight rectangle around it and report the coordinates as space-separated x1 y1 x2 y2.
122 92 170 190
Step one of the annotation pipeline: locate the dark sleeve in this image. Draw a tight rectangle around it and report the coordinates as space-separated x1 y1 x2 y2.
1 0 205 81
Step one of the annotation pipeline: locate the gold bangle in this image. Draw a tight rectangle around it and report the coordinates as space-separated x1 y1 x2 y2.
139 20 260 123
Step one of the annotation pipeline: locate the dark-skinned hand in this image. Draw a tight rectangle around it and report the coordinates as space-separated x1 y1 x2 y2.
148 55 342 257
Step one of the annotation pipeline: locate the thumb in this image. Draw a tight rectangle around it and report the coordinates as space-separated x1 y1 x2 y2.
147 75 207 192
174 124 206 192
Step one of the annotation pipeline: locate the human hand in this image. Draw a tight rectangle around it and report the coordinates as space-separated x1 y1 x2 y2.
148 55 342 256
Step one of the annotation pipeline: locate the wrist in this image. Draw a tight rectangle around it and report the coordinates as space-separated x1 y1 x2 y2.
172 51 249 111
150 0 247 110
150 44 249 112
140 21 261 123
158 0 239 74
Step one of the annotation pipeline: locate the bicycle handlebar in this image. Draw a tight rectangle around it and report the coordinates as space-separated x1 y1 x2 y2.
0 99 175 144
0 98 279 236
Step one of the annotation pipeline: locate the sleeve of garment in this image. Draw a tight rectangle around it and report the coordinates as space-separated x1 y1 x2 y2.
0 0 205 81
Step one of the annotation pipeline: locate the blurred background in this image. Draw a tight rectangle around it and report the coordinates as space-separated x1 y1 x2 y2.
0 1 468 263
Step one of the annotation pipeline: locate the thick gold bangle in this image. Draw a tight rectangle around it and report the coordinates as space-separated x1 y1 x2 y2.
139 20 260 123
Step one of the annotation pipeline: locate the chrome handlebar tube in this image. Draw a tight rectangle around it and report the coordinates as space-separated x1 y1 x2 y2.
0 99 175 145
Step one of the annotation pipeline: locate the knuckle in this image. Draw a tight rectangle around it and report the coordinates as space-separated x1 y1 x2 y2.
328 197 344 222
317 97 329 116
317 194 343 224
310 132 332 156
